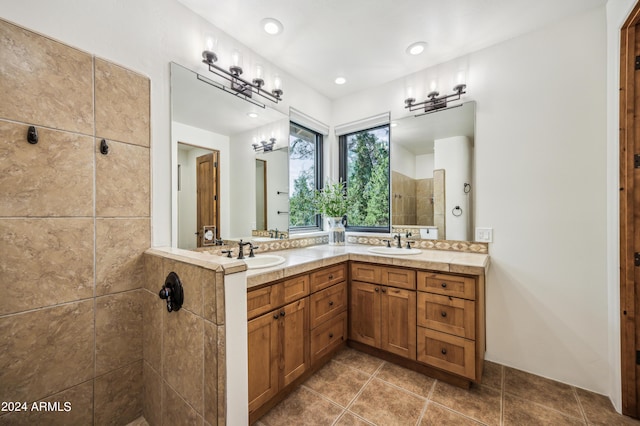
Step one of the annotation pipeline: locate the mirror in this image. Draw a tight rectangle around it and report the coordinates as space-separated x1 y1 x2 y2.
170 62 289 249
391 101 475 241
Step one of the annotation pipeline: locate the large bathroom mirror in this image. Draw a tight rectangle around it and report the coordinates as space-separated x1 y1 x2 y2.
390 101 475 241
170 62 289 249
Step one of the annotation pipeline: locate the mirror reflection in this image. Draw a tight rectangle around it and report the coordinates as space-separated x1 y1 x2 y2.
390 101 475 241
171 62 289 249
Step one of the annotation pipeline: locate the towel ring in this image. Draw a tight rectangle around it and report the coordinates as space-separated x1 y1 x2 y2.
464 183 471 194
452 206 463 217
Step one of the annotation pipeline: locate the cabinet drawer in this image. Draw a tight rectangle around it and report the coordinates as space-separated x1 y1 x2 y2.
417 327 475 380
310 311 347 364
350 262 381 283
310 282 347 329
351 263 415 289
417 293 475 339
247 283 282 320
310 263 347 293
417 272 476 300
283 274 309 304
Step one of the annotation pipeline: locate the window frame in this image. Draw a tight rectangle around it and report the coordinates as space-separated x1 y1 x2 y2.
288 121 324 233
338 123 391 233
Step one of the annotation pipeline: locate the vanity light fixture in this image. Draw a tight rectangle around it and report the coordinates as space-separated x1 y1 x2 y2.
201 47 283 105
404 83 467 115
252 137 276 152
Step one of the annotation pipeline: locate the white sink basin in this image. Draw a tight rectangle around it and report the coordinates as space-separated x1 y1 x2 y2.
252 237 277 242
243 254 286 269
367 246 422 255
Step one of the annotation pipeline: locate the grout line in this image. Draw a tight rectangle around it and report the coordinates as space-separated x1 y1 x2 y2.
415 379 438 425
503 390 587 422
300 384 350 411
342 360 385 413
428 401 489 425
572 386 589 425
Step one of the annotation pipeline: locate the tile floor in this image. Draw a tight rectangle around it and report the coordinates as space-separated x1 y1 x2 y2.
255 347 640 426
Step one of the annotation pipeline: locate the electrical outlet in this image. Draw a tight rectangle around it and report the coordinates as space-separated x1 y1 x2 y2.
475 227 493 243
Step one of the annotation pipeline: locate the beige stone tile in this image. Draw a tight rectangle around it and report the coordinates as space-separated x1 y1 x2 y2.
420 402 484 425
481 360 503 391
96 218 150 295
260 386 343 426
375 361 435 398
349 378 426 426
163 308 204 415
143 361 162 426
217 324 226 425
332 347 383 375
504 366 582 419
94 361 143 426
303 360 370 407
126 417 150 426
335 412 375 425
95 58 150 147
204 321 218 425
162 382 203 426
0 20 93 134
95 139 150 217
431 381 501 425
95 290 143 376
575 387 640 425
144 253 164 293
0 300 94 402
162 258 214 317
216 271 225 325
0 218 94 315
0 121 93 217
142 289 163 374
503 393 585 425
0 380 93 426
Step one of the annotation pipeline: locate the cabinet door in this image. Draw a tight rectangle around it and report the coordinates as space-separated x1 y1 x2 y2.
248 310 279 413
349 281 380 347
280 297 309 387
380 287 416 359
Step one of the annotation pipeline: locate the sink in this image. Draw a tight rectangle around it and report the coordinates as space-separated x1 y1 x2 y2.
252 237 276 242
243 254 286 269
367 246 422 255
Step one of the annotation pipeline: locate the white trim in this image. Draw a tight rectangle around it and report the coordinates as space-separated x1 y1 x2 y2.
334 112 390 136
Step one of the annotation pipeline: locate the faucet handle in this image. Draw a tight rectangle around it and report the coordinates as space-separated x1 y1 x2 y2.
248 244 260 258
405 240 416 249
221 249 233 258
382 239 391 248
406 231 412 238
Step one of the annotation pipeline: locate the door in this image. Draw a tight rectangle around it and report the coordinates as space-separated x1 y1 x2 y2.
280 298 309 387
247 310 279 413
349 281 380 347
196 151 219 246
256 159 267 230
380 287 416 359
621 2 640 417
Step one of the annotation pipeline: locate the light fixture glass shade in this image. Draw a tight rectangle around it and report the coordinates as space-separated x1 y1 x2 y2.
274 75 282 90
231 49 242 67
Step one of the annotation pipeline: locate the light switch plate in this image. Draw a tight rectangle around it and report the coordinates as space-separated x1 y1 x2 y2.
475 227 493 243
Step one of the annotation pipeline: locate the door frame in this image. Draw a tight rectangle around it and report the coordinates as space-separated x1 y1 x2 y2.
620 0 640 416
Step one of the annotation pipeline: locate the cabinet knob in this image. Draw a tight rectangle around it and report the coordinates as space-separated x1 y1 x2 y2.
441 311 447 318
441 348 447 355
441 282 447 288
328 301 334 306
329 274 334 279
329 333 334 338
273 314 279 320
381 288 387 293
280 311 285 317
375 287 380 292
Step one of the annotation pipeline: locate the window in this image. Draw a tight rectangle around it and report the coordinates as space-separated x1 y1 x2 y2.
289 122 323 232
339 124 390 232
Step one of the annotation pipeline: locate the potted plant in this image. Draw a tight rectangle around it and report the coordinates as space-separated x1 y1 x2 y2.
314 179 349 245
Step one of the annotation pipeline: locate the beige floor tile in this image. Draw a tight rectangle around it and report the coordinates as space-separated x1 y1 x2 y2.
335 411 375 425
420 402 484 425
504 366 582 419
431 381 501 426
332 347 383 375
503 393 585 425
303 360 370 407
349 378 426 426
260 386 343 426
481 360 503 391
375 362 435 398
575 388 640 425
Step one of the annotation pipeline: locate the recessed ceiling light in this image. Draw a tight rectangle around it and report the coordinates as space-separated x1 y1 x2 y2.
391 122 398 127
261 18 283 35
247 112 258 118
335 77 346 85
406 41 427 56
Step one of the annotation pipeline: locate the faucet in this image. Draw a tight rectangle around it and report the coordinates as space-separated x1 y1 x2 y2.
393 233 402 249
248 243 259 258
237 239 251 259
268 228 279 239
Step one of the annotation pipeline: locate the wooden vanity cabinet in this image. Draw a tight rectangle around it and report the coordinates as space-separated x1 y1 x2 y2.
349 263 417 360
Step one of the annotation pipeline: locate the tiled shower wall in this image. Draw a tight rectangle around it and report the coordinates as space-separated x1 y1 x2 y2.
0 19 150 425
391 171 435 226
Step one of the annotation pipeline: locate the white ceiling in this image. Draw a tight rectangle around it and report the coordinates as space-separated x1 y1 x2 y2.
177 0 606 99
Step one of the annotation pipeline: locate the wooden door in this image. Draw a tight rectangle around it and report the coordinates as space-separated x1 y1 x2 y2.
349 281 380 347
247 310 279 413
196 151 219 246
380 286 416 359
621 3 640 417
280 298 309 387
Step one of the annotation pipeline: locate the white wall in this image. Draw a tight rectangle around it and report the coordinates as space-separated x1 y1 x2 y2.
391 143 416 179
333 6 609 395
1 0 331 247
415 154 435 180
257 149 290 232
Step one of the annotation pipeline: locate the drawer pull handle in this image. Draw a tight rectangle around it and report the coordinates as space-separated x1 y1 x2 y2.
280 311 285 317
329 301 334 306
441 348 447 355
441 282 447 288
329 333 334 338
441 311 447 317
